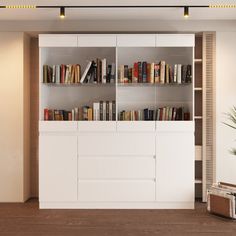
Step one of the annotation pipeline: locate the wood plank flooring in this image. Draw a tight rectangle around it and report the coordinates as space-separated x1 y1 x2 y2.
0 199 235 236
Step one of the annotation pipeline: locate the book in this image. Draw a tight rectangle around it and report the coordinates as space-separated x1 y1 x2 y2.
147 63 151 83
186 65 192 83
110 63 116 83
93 102 100 121
160 61 166 84
166 64 170 84
80 61 92 83
138 62 142 83
107 64 112 83
174 64 178 83
142 61 147 83
60 64 65 83
181 65 187 84
124 65 129 83
56 65 60 84
103 101 106 121
112 101 116 121
150 63 155 83
154 64 160 83
128 68 132 83
96 58 101 83
133 62 138 83
88 108 93 121
119 65 124 83
177 64 182 84
101 58 107 83
99 101 103 121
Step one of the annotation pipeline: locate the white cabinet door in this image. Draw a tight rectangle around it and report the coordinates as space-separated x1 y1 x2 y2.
156 131 194 202
39 134 77 202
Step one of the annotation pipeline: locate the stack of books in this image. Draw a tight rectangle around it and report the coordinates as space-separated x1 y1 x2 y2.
43 59 115 84
118 61 192 84
119 106 190 121
44 101 116 121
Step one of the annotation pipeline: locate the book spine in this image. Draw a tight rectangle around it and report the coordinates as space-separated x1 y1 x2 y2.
160 61 165 84
102 58 107 83
177 64 182 84
99 101 103 121
154 64 160 83
110 63 115 83
150 63 155 84
138 62 142 83
142 62 147 83
106 101 109 121
112 101 116 121
133 62 138 83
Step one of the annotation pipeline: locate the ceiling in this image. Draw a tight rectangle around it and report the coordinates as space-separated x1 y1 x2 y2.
1 0 236 20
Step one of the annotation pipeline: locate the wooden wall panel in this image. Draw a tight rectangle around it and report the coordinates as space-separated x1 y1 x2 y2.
30 38 39 197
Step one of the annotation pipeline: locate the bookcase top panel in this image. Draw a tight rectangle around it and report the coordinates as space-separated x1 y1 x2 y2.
39 34 195 48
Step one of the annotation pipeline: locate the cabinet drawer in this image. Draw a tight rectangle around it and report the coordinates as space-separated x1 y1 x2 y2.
156 34 195 47
78 157 155 179
78 34 116 47
39 121 77 132
78 180 155 202
117 121 155 132
39 34 78 47
117 34 155 47
78 133 155 156
78 121 116 132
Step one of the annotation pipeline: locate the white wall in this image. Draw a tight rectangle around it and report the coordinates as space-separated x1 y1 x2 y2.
216 32 236 183
0 32 30 202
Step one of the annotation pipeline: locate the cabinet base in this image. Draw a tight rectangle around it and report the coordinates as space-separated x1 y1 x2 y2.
40 201 194 209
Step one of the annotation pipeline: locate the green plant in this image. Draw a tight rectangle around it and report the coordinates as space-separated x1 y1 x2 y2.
224 106 236 155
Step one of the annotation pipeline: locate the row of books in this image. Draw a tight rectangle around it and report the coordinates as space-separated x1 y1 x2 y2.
44 101 116 121
119 107 190 121
43 59 115 84
119 61 192 84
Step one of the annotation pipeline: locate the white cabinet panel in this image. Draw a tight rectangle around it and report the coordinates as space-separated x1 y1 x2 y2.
117 34 155 47
156 131 194 202
78 34 116 47
78 133 155 156
39 121 77 132
78 121 116 132
117 121 155 132
78 180 155 202
39 135 77 202
156 34 195 47
78 157 155 179
39 34 78 47
156 121 194 132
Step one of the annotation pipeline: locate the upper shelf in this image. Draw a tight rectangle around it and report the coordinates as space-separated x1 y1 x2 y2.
42 83 115 87
39 34 195 48
118 83 192 87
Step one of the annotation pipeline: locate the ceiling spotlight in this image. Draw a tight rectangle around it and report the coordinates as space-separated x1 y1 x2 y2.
184 6 189 18
60 7 65 19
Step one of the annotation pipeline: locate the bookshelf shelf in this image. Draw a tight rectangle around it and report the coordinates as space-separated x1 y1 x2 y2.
39 34 195 209
117 83 192 87
42 83 115 87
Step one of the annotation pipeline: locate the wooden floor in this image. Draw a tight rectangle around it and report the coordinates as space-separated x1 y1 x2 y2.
0 199 235 236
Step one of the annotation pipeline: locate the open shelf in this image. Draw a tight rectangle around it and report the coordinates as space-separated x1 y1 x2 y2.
42 83 115 87
118 83 192 87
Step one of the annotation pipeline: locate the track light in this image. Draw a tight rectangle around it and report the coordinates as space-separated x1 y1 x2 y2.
184 6 189 18
60 7 65 19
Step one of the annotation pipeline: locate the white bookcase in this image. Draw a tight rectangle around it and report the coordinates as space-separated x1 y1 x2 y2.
39 34 195 209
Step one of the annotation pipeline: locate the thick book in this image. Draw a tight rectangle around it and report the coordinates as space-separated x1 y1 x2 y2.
160 61 166 84
44 109 49 121
133 62 138 83
52 65 56 83
103 101 106 121
177 64 182 84
99 101 103 121
106 101 109 121
181 65 187 84
150 63 155 84
96 58 102 83
93 102 100 121
107 64 112 83
110 63 116 83
56 65 60 84
154 64 160 83
80 61 92 83
43 65 48 83
186 65 192 83
119 65 124 83
101 58 107 83
128 68 132 83
88 108 93 121
60 64 65 83
112 101 116 121
138 62 142 83
174 64 178 83
165 64 170 84
147 63 151 83
142 61 147 83
124 65 129 83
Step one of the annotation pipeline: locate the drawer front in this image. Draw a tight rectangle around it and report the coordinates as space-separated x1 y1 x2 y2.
156 34 195 47
78 180 155 202
39 34 78 47
39 121 77 132
78 157 155 179
78 34 116 47
78 121 116 132
78 133 155 156
117 34 155 47
117 121 155 132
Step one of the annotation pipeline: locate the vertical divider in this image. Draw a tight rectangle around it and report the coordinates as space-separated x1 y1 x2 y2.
116 40 118 127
